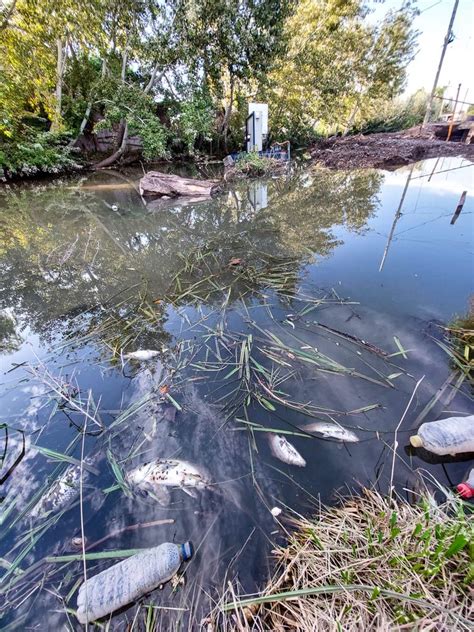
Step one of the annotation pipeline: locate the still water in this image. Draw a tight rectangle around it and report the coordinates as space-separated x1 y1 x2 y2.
0 157 473 629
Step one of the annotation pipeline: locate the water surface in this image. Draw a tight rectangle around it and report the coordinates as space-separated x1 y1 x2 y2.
0 157 473 628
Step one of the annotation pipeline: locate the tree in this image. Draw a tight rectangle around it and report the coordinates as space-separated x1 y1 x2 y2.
178 0 293 146
262 0 418 140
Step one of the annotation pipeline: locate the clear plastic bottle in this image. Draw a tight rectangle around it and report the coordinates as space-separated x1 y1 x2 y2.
457 468 474 499
76 541 193 624
410 415 474 455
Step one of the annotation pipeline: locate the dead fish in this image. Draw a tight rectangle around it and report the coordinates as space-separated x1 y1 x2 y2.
123 350 160 361
30 465 85 520
300 422 359 443
268 434 306 467
126 459 211 505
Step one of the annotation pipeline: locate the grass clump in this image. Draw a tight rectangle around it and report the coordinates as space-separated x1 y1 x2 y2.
218 489 473 631
436 299 474 388
227 152 285 179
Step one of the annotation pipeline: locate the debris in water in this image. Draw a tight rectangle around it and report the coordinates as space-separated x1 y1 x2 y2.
30 464 84 520
126 459 211 504
456 467 474 499
300 422 359 443
71 536 87 549
123 349 160 361
271 506 282 517
410 415 474 455
76 541 193 624
268 434 306 467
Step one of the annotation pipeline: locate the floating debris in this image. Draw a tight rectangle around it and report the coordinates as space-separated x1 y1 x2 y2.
271 507 282 517
123 349 160 361
126 459 211 504
300 422 359 443
268 434 306 467
30 464 84 520
76 541 193 624
410 415 474 455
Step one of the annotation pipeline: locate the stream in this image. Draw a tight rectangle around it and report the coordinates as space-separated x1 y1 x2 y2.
0 156 473 629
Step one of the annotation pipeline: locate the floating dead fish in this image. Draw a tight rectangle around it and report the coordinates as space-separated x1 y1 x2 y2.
126 459 211 504
123 350 160 361
268 434 306 467
30 465 85 520
300 422 359 443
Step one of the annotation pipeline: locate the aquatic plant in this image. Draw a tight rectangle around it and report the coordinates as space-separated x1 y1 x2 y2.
230 153 284 179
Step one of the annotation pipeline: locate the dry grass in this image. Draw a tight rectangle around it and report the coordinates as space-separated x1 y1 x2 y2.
216 489 473 631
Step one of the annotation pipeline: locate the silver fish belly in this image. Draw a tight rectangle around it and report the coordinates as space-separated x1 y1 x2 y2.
126 459 209 502
123 350 160 361
268 434 306 467
301 422 359 443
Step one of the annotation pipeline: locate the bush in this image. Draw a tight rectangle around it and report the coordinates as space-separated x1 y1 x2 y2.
0 130 81 180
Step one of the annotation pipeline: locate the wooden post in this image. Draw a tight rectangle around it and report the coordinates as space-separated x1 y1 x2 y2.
450 190 467 225
446 83 461 141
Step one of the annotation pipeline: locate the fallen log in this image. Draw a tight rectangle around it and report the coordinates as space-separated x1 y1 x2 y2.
139 171 221 199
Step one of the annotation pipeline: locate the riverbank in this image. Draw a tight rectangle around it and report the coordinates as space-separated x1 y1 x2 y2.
310 128 474 170
2 128 473 184
216 488 473 631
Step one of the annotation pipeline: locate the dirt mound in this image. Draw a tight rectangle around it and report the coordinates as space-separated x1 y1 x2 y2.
310 130 474 170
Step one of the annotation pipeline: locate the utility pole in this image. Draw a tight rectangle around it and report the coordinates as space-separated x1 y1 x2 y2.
422 0 459 128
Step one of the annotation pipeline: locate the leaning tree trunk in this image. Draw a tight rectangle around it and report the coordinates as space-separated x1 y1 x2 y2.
342 102 359 137
94 45 129 168
93 121 129 169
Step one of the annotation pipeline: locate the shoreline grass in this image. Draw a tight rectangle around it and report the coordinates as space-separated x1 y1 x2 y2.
215 488 473 631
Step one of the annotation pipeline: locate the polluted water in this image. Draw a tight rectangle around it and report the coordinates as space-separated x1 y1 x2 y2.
0 157 473 627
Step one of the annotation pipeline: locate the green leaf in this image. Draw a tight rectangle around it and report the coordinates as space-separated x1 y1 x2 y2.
445 534 468 558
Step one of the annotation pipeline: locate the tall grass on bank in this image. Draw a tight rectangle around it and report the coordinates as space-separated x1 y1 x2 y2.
217 489 473 631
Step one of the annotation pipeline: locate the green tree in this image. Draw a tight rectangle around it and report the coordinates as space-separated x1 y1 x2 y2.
263 0 418 141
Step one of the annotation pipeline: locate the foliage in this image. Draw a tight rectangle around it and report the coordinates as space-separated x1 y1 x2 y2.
93 81 170 160
262 0 418 140
173 90 215 154
0 0 421 169
0 130 81 179
356 90 429 134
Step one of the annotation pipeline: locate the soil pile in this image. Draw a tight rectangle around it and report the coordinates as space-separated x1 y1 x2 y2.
310 128 474 169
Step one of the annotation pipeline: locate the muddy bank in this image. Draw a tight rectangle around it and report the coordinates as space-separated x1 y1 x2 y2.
310 130 474 169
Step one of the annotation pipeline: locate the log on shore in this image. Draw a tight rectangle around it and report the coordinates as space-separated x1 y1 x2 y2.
139 171 221 199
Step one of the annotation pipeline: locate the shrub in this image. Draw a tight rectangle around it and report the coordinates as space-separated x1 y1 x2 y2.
0 130 81 180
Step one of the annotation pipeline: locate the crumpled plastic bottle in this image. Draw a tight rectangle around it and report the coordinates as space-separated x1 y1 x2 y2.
77 541 193 624
410 415 474 455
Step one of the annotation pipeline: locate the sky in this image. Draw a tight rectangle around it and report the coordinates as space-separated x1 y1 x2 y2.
370 0 473 109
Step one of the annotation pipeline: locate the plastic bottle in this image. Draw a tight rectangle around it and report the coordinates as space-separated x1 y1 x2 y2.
456 468 474 499
76 541 193 624
409 415 474 455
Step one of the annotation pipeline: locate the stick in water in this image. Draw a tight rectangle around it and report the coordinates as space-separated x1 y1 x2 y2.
450 190 467 225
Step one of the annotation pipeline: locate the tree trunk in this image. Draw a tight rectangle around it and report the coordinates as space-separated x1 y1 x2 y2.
93 121 129 169
144 62 165 94
121 44 128 82
0 0 17 30
342 102 359 137
221 70 235 147
140 171 220 199
69 101 93 147
51 38 67 132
